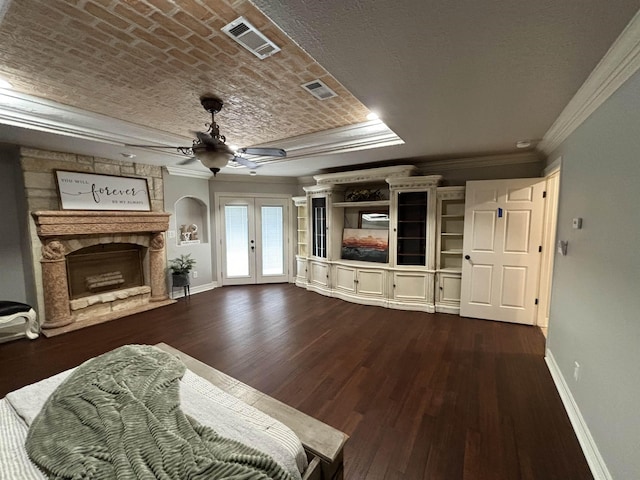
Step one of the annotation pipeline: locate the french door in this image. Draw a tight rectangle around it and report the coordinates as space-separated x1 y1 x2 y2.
219 196 289 285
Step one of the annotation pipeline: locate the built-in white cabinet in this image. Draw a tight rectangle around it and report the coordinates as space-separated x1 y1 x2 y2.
292 196 308 287
388 270 434 312
294 165 464 313
435 187 465 313
295 257 307 286
333 263 386 307
307 260 330 294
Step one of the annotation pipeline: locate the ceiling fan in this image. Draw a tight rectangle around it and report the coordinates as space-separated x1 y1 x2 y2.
126 96 286 175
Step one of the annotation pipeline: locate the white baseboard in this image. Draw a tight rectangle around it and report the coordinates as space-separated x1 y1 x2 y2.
545 349 612 480
171 281 217 299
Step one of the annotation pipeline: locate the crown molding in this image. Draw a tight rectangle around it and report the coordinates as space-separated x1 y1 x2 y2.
0 88 404 168
539 10 640 154
313 164 416 185
387 175 443 189
212 173 300 184
0 88 192 148
417 151 541 173
164 166 213 179
251 120 404 166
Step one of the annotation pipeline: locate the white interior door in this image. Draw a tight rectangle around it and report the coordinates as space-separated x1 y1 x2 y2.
460 178 545 324
220 196 288 285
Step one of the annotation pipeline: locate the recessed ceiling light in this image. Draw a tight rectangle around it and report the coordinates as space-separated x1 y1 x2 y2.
121 152 136 159
515 140 532 149
366 112 379 121
0 78 13 89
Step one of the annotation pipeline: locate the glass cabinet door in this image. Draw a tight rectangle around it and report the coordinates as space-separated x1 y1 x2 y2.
396 191 428 265
311 197 327 258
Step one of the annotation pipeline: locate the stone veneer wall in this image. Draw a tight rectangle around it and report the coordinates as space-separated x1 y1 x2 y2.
20 147 165 325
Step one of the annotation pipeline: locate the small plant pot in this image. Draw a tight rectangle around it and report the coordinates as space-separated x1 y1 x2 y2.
172 272 190 287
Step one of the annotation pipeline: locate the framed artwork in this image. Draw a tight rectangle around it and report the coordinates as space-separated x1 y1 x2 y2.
54 170 151 211
341 228 389 263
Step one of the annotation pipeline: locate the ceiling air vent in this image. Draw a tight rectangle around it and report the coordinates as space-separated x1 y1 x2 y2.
301 79 337 100
222 17 281 60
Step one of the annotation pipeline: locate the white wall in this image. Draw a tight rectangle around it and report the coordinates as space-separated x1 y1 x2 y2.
547 69 640 479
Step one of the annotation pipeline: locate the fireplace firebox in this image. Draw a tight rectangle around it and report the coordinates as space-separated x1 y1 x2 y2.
66 243 145 299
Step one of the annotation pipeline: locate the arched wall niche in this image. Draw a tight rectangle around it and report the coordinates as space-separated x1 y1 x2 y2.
174 196 208 245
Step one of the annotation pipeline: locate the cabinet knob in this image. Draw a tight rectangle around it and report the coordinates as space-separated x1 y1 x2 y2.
464 255 471 260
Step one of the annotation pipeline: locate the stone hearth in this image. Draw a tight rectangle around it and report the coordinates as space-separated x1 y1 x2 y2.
31 210 174 336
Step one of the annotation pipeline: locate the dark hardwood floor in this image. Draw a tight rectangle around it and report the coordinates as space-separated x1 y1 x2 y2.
0 285 592 480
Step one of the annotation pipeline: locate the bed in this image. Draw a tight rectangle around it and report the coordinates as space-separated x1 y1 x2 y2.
0 343 347 480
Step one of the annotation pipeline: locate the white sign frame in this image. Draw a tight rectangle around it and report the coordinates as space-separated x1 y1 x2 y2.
54 170 151 211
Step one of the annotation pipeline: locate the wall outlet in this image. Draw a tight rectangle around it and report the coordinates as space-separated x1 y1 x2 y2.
573 361 580 382
192 270 198 279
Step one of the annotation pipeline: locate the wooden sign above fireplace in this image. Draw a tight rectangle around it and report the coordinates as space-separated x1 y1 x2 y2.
54 170 151 211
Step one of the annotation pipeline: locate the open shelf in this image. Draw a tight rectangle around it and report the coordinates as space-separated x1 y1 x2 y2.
438 268 462 273
332 200 390 208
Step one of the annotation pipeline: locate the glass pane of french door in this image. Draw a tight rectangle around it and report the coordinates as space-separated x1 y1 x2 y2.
261 206 284 275
224 204 250 277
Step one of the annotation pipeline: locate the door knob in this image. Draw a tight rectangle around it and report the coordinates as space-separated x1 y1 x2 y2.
464 255 471 260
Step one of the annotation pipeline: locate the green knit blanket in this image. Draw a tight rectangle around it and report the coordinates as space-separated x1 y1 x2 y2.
25 345 293 480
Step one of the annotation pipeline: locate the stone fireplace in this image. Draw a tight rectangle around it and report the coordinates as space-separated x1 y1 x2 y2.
31 210 174 336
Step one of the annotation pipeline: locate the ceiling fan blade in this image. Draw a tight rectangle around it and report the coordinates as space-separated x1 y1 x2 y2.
239 147 286 157
194 131 217 146
177 157 198 165
232 156 259 169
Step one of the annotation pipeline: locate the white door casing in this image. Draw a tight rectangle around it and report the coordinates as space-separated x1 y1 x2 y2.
460 178 545 324
537 167 561 328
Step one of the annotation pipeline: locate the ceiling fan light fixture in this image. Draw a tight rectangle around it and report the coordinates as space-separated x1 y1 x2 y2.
193 148 234 175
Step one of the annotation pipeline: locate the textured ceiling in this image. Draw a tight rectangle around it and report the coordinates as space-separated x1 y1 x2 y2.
0 0 369 148
0 0 639 177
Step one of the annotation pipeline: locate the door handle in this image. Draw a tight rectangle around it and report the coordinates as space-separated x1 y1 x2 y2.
464 255 471 260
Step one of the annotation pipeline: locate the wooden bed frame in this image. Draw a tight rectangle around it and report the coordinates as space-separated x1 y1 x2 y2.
155 343 348 480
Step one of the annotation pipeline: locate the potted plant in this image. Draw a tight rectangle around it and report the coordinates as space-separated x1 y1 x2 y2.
169 254 196 287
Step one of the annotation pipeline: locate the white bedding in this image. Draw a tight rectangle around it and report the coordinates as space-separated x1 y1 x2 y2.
1 365 307 479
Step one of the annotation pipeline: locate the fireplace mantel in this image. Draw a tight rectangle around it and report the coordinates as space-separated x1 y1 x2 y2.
32 210 171 236
31 210 173 336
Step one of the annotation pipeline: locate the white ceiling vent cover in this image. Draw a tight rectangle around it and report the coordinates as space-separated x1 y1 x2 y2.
301 79 337 100
222 17 281 60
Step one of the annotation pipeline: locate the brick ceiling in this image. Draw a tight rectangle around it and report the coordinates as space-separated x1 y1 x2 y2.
0 0 371 149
